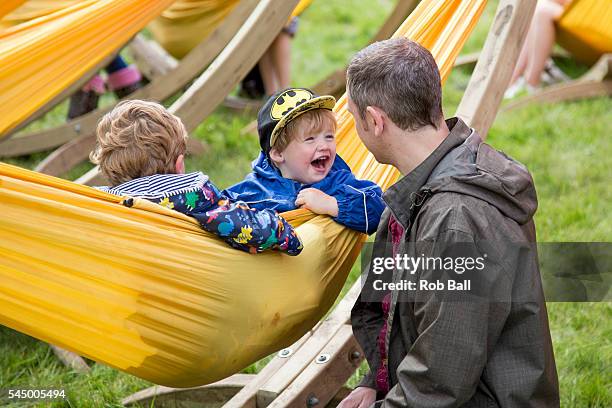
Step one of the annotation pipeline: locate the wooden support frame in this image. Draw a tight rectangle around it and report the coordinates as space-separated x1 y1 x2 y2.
122 374 255 407
0 0 260 159
49 344 90 374
129 36 263 114
74 165 107 186
456 0 537 138
265 325 362 408
503 53 612 112
122 374 352 407
166 0 300 132
223 96 264 113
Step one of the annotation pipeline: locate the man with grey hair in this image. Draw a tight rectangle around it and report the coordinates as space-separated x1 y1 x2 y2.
338 38 559 407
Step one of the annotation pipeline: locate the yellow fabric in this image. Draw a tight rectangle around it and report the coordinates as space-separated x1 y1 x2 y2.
148 0 240 59
291 0 313 18
0 1 79 27
557 0 612 64
149 0 314 59
0 0 486 387
0 0 176 138
0 1 27 20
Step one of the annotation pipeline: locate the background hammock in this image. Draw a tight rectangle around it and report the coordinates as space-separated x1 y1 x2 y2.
556 0 612 65
149 0 312 58
0 0 313 138
0 0 485 387
0 0 177 137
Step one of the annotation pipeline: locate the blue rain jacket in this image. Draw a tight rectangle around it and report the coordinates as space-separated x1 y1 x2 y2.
223 152 385 234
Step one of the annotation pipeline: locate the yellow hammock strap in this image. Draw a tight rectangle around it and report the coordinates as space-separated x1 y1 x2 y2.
0 0 176 138
291 0 313 18
0 0 485 387
0 0 26 20
557 0 612 64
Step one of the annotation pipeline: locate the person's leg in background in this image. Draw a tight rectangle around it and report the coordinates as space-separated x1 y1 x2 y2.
67 73 105 120
270 31 292 90
505 0 570 98
67 54 143 120
258 17 298 96
105 55 143 98
523 0 566 87
258 47 279 96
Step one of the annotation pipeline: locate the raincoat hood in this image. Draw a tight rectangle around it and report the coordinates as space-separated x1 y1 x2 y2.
384 118 537 227
426 128 538 225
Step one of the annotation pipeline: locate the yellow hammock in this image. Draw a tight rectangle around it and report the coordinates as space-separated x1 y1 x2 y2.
0 0 176 138
148 0 314 59
0 1 84 27
0 1 26 20
556 0 612 65
0 0 486 387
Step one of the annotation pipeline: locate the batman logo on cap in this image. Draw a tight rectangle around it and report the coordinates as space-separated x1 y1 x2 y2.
270 88 313 120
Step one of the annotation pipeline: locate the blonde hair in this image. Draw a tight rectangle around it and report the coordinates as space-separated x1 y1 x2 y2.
272 109 337 153
90 100 187 186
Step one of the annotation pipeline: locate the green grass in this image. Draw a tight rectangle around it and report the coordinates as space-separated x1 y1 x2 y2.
1 0 611 406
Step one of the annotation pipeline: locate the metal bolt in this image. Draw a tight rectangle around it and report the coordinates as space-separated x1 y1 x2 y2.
278 348 292 358
122 198 134 208
307 395 320 407
315 353 330 364
74 123 81 134
350 350 362 361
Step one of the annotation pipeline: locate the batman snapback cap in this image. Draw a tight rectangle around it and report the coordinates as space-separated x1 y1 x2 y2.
258 88 336 155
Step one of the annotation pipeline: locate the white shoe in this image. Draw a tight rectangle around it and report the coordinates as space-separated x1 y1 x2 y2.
542 58 570 85
525 82 538 95
504 77 526 99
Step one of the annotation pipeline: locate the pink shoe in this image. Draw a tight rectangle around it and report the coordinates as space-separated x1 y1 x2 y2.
67 75 105 119
107 65 143 98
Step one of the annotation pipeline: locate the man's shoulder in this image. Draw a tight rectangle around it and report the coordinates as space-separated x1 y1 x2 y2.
415 191 518 240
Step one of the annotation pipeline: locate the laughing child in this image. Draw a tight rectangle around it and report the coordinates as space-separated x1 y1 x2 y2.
224 88 384 234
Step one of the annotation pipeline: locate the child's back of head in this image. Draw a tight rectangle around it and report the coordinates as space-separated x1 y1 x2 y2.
90 100 187 186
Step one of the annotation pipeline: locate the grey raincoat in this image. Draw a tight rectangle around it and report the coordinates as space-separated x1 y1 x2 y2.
352 118 559 407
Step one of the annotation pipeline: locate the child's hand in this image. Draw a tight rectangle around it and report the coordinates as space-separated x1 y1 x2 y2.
295 188 338 217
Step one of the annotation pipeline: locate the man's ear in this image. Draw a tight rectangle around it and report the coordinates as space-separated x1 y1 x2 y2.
269 148 284 164
365 106 385 137
175 154 185 174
